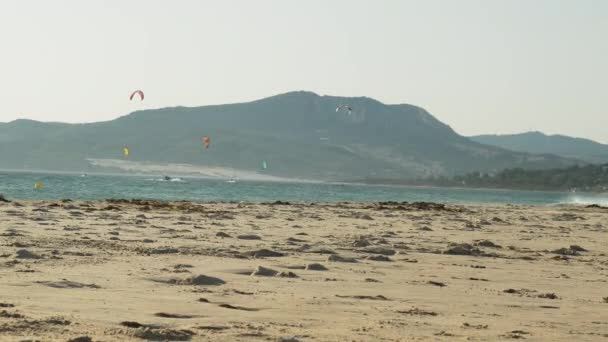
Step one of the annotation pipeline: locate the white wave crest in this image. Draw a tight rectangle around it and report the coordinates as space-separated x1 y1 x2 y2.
560 194 608 206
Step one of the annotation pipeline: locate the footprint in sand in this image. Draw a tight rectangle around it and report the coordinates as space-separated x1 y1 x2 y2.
428 281 447 287
67 336 92 342
327 255 358 263
358 246 396 256
154 312 198 319
475 240 502 249
36 280 100 289
175 274 226 286
15 249 43 259
365 278 382 283
279 337 302 342
120 321 159 328
150 274 226 286
302 247 337 255
218 303 259 311
196 325 229 331
0 311 25 319
238 234 262 240
397 308 438 316
305 263 328 271
336 295 389 301
244 249 284 258
366 255 392 262
251 266 278 277
133 327 195 341
1 228 26 237
251 266 297 278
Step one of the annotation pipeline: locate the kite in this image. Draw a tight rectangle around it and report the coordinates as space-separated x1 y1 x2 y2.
335 104 353 115
130 90 144 101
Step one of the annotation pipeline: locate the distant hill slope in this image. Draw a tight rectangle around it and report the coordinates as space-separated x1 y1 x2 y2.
0 91 580 181
471 131 608 164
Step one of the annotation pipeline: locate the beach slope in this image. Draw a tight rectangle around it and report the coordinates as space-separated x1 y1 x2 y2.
1 200 607 341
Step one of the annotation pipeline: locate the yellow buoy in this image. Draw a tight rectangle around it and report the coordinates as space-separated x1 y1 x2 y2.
34 182 43 190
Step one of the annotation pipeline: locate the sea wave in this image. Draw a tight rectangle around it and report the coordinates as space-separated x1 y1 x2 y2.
558 194 608 206
146 177 186 183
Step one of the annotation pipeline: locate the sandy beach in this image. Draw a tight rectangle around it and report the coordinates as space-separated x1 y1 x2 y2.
1 199 607 341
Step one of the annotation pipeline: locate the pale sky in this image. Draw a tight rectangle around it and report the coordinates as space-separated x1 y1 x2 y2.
1 0 607 142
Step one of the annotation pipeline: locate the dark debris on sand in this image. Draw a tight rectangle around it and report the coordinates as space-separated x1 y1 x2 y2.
462 322 489 329
244 249 285 258
444 243 482 256
262 201 292 206
0 310 25 319
397 308 438 316
358 246 397 256
537 293 559 300
475 240 502 249
327 254 358 263
121 321 150 328
503 288 559 300
551 245 587 256
501 330 531 339
366 255 392 262
174 274 226 286
569 245 588 252
67 336 93 342
428 281 447 287
15 249 44 259
336 295 389 301
373 201 466 212
585 204 607 209
218 303 259 311
444 243 501 257
251 266 278 277
196 325 229 331
133 327 195 341
305 263 328 271
154 312 197 319
553 213 585 221
35 280 100 289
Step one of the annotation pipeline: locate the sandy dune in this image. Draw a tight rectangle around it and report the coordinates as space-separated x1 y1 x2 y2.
1 200 607 341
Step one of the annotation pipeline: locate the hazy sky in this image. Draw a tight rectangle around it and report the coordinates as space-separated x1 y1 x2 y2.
1 0 607 141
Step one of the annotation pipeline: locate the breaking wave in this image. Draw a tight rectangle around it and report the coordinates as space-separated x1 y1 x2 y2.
558 194 608 206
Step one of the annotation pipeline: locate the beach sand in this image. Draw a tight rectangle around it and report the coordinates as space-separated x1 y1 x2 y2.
1 199 607 341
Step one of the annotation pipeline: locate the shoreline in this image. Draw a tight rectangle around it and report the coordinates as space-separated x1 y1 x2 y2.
5 168 607 195
2 197 605 209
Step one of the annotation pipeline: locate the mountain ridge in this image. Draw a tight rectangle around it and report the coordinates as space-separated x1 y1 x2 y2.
0 91 581 181
471 131 608 164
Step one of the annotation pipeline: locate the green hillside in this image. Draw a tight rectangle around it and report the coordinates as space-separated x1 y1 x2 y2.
0 91 580 181
471 131 608 164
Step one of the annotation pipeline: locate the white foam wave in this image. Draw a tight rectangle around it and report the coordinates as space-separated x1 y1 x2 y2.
559 194 608 206
146 177 186 183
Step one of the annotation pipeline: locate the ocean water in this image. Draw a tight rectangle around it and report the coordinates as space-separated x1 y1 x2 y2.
0 170 606 206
